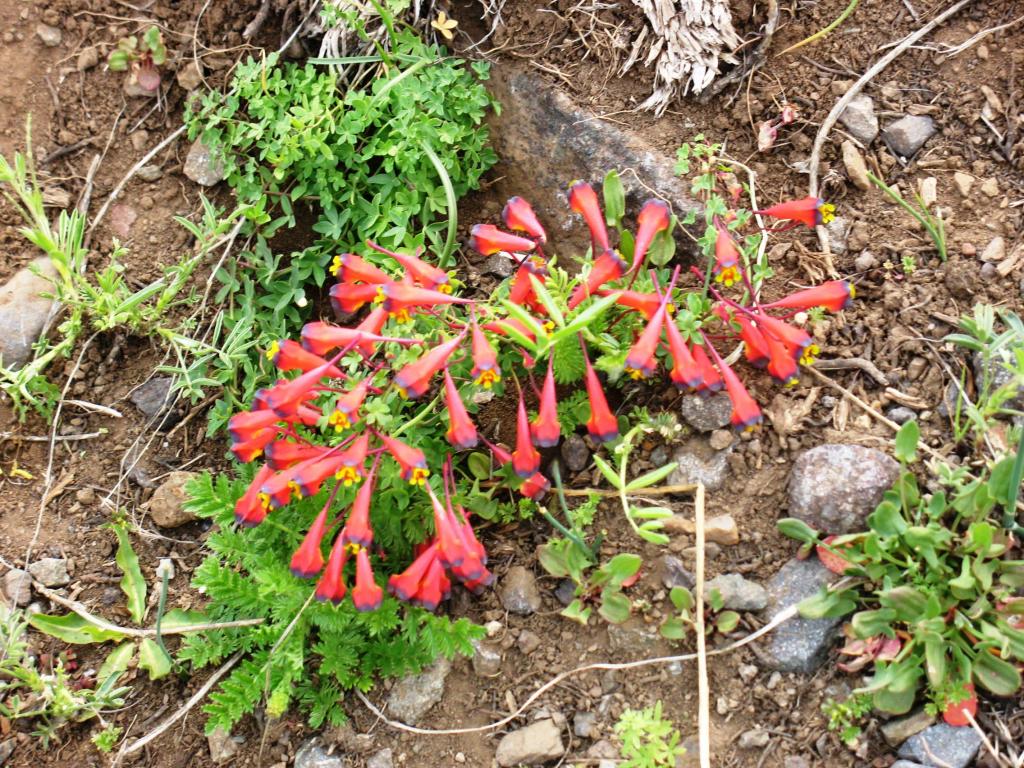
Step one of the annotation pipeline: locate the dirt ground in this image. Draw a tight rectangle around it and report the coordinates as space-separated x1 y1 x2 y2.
0 0 1022 766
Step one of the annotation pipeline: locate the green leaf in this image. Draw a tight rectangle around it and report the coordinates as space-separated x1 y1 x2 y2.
798 587 856 619
851 609 897 638
98 642 136 686
561 599 591 626
138 638 172 680
894 420 920 463
113 522 147 624
777 518 819 544
647 218 677 267
605 553 642 585
160 609 208 631
528 274 565 329
636 528 670 545
879 586 929 622
872 683 917 715
501 300 549 346
592 455 623 489
669 586 692 611
599 591 632 624
973 649 1022 696
660 616 687 640
467 452 491 480
602 170 625 227
625 462 677 491
868 501 908 537
715 611 740 634
924 638 947 689
28 613 126 644
555 292 621 342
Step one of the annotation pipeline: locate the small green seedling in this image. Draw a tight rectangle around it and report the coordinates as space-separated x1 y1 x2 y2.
108 27 168 92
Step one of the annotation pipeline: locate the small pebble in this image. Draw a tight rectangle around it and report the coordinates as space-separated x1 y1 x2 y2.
35 23 62 47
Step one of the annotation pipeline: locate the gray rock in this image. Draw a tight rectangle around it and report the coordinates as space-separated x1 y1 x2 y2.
897 723 982 768
554 578 575 606
973 351 1024 411
883 115 936 158
498 566 542 615
788 444 900 533
763 559 842 672
573 711 597 739
207 727 239 764
980 236 1005 263
484 70 698 257
886 406 917 425
471 639 502 677
680 393 732 432
838 94 879 144
738 663 759 683
148 471 199 528
737 729 770 749
183 137 226 187
176 61 204 92
783 758 810 768
708 429 733 451
0 738 15 765
129 376 184 429
76 46 99 71
659 555 695 590
0 258 59 369
890 762 929 768
704 574 768 611
842 140 871 190
649 444 670 466
607 621 661 654
980 262 998 283
386 658 450 725
294 738 344 768
35 23 62 47
668 437 730 492
854 251 878 271
137 165 164 182
518 630 542 655
560 434 590 473
3 569 31 606
881 709 934 747
495 719 565 767
28 558 69 587
482 253 515 279
366 748 393 768
824 216 849 255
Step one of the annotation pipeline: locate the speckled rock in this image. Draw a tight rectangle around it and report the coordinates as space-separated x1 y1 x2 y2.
28 558 69 587
882 115 936 158
838 94 878 144
385 658 450 725
183 136 226 186
498 566 542 615
148 471 199 528
294 738 344 768
763 559 842 673
704 574 768 611
0 258 59 369
207 727 240 764
897 723 982 768
679 393 732 432
3 569 31 606
668 437 730 492
788 444 900 533
495 719 564 766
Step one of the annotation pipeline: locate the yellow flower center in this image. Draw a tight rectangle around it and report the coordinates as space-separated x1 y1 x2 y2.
334 466 362 486
265 340 281 361
819 203 836 225
476 370 500 388
257 492 271 510
409 467 430 486
716 266 740 288
799 343 820 366
288 480 302 499
438 283 453 294
330 255 343 276
328 410 351 431
374 286 386 305
345 542 363 556
849 284 857 299
626 367 645 380
390 309 412 324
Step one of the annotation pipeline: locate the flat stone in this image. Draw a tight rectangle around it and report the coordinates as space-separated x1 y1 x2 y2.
882 115 936 158
147 471 199 528
560 434 590 473
763 559 842 673
517 630 542 655
35 23 62 47
129 376 184 429
498 566 542 615
979 178 999 197
825 216 849 255
980 236 1005 263
28 558 69 587
0 739 15 765
918 177 938 209
3 569 32 606
176 61 204 92
366 748 393 768
183 136 226 187
294 738 344 768
76 45 99 71
386 658 450 725
854 251 878 271
471 639 502 677
881 709 934 747
952 172 973 197
788 444 900 533
661 514 738 545
659 555 695 590
481 253 515 279
495 719 565 767
838 94 879 144
680 393 732 432
737 729 770 749
668 437 730 492
886 406 917 425
207 727 239 764
897 723 982 768
573 711 597 738
890 762 929 768
704 574 767 611
607 621 662 655
841 141 870 190
137 164 164 182
0 258 59 368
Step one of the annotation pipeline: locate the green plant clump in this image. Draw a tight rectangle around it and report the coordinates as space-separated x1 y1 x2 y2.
615 701 687 767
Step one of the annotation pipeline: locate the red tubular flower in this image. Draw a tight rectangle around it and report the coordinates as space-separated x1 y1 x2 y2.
713 224 742 287
509 257 549 314
418 555 451 610
393 333 465 399
513 391 541 477
265 441 328 470
764 330 799 386
269 339 344 377
384 248 452 294
314 533 350 604
262 360 342 417
228 409 280 445
582 343 619 443
568 250 626 309
691 344 723 393
342 467 376 548
483 317 536 343
235 464 276 527
230 429 279 463
292 453 350 498
502 196 547 243
763 280 855 312
443 370 478 449
428 487 465 568
351 547 383 611
519 471 550 500
469 224 537 256
727 312 770 369
755 196 835 228
625 301 668 379
300 321 405 357
329 282 380 314
328 380 369 431
664 317 703 390
335 432 370 486
568 181 610 252
531 358 561 447
374 282 472 322
454 506 487 564
600 289 671 320
379 434 429 485
470 321 501 388
749 312 816 363
330 252 390 284
290 504 330 578
388 545 437 602
353 307 389 356
704 340 762 430
631 199 670 270
483 438 513 465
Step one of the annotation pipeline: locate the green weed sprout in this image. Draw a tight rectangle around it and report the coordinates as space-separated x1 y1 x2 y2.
867 171 947 261
615 701 687 768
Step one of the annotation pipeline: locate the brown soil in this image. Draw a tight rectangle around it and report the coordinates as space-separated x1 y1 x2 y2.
0 0 1021 766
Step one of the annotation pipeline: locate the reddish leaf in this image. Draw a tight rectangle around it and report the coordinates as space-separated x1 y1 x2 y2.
816 535 853 574
943 683 977 727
